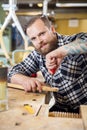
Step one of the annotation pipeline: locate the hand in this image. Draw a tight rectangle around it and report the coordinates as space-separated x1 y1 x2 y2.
11 74 43 93
45 56 57 74
46 49 64 74
22 77 43 92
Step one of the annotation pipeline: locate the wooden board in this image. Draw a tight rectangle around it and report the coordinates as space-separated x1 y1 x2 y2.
80 105 87 130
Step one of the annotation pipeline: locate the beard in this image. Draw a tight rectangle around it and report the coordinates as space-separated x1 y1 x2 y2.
35 41 58 56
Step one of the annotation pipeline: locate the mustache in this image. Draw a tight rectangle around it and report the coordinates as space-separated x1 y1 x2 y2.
40 43 47 48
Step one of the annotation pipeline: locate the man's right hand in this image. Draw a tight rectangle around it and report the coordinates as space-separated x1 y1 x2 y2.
46 48 65 74
11 74 43 92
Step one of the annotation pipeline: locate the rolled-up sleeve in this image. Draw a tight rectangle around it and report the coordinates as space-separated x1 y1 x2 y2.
8 51 39 82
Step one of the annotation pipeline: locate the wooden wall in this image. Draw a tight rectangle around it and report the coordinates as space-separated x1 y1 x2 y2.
55 13 87 35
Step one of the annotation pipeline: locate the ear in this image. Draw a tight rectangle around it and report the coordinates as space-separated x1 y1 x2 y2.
50 25 56 33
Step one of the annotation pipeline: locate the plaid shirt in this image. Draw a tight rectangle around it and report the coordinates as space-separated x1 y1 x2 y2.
8 32 87 111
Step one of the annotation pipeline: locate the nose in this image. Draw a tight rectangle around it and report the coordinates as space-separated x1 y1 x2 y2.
36 36 43 44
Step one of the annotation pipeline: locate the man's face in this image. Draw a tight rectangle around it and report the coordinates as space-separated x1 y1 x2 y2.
26 19 57 55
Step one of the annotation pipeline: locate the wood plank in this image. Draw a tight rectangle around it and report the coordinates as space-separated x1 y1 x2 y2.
80 105 87 130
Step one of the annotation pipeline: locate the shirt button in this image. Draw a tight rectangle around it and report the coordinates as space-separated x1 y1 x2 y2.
58 98 63 102
64 96 67 99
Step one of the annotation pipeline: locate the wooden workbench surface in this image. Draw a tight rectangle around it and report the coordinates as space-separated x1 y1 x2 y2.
8 88 46 109
0 88 84 130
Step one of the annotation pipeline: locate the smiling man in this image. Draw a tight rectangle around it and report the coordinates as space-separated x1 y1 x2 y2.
8 15 87 113
26 16 58 56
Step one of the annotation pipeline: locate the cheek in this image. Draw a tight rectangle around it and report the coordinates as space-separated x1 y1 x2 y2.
42 35 50 43
32 43 40 49
45 33 53 41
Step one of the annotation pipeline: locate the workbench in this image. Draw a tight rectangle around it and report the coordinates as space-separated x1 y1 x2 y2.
0 87 87 130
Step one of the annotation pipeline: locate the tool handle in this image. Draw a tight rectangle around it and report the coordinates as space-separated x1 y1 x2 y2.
7 83 58 92
50 68 56 75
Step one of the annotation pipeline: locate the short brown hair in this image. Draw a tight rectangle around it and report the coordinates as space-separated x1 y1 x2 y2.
25 15 51 34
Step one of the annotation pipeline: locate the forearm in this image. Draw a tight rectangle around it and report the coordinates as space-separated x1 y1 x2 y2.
61 38 87 56
10 73 43 92
11 73 30 85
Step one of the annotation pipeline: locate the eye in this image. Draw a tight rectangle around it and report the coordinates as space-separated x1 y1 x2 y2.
39 32 46 36
31 37 36 41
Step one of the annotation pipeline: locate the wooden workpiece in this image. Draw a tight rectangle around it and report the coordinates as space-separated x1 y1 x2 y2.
7 83 59 92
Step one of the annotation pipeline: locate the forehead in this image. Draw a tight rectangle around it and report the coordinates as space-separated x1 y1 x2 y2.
26 19 48 38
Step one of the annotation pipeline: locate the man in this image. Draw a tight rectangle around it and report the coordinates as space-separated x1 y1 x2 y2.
8 15 87 113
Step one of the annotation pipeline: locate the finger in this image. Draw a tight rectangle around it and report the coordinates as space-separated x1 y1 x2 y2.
25 86 32 92
48 69 53 74
47 58 55 64
47 59 57 68
31 84 37 92
36 82 42 93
